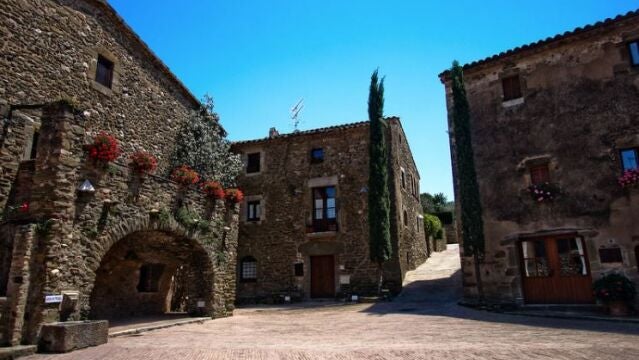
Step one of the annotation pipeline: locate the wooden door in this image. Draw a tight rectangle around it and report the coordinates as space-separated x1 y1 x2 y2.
520 235 593 304
310 255 335 298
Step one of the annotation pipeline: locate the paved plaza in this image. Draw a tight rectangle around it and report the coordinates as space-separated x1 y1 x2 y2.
26 246 639 360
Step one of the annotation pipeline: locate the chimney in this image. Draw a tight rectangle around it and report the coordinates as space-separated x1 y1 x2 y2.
269 127 279 138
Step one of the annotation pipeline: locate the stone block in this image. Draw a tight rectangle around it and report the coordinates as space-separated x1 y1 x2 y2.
38 320 108 353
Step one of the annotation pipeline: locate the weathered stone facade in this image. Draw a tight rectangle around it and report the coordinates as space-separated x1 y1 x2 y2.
441 11 639 305
231 118 426 302
0 0 239 349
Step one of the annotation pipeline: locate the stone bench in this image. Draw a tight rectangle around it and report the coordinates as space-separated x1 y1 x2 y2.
38 320 108 353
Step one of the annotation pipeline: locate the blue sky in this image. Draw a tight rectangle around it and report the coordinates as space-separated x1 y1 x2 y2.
109 0 638 199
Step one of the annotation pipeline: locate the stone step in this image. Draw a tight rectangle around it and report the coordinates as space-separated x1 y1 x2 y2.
0 345 37 360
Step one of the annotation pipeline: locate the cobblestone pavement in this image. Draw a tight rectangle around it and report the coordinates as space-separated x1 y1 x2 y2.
27 245 639 359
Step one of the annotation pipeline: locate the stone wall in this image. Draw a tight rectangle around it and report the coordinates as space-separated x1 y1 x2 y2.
0 102 239 346
232 119 426 302
442 14 639 304
388 118 427 281
0 0 202 181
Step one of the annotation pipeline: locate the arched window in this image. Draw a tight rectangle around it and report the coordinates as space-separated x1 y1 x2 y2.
240 256 257 282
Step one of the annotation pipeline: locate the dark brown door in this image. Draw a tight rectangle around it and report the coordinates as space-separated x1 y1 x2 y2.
520 235 593 304
310 255 335 298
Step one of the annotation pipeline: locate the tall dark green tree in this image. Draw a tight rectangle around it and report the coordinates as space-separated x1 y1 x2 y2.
367 69 392 294
450 61 485 301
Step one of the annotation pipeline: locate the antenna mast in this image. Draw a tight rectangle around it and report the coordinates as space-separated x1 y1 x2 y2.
290 98 304 132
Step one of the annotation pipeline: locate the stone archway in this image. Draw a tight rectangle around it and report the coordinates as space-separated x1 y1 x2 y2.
89 229 215 320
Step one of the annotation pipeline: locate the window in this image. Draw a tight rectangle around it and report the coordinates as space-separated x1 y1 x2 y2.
403 209 408 227
240 256 257 282
294 263 304 277
137 264 164 292
530 164 550 185
599 247 623 264
520 240 550 277
502 75 522 101
95 55 114 88
29 130 39 160
629 41 639 66
310 148 324 164
635 246 639 273
400 168 406 189
556 237 588 276
247 200 261 222
312 186 337 232
246 152 261 173
620 148 638 172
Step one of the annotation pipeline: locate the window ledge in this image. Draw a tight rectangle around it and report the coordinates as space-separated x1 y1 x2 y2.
502 97 524 108
91 81 113 96
306 231 338 238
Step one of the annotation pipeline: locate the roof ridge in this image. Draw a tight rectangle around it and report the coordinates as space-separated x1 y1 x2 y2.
439 9 639 78
232 120 371 145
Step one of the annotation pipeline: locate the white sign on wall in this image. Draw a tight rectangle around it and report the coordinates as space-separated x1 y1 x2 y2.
44 295 63 304
197 301 205 308
339 275 351 285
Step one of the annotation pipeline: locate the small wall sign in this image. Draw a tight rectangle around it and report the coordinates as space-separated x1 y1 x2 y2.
197 301 205 308
45 295 63 304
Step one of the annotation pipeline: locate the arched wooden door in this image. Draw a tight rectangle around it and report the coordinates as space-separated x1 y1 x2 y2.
519 235 593 304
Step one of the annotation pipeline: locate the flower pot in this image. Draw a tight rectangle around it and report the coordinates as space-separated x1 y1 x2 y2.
608 300 629 316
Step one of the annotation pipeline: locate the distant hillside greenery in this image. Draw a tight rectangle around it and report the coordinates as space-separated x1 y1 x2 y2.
420 192 454 215
420 192 454 240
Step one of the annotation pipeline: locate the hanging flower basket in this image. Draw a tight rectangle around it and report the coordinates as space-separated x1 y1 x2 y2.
129 151 158 176
224 188 244 204
171 165 200 187
618 169 639 188
527 182 561 203
201 181 225 200
86 131 120 164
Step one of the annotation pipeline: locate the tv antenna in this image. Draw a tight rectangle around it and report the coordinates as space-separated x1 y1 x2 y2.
290 98 304 132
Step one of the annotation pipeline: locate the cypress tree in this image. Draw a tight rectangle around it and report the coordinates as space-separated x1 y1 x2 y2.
450 61 485 301
367 69 392 294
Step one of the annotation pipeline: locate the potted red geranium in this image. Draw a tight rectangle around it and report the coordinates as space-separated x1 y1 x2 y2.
593 273 636 316
87 131 120 165
201 181 225 200
527 182 561 203
618 169 639 188
224 188 244 204
171 165 200 187
129 151 158 176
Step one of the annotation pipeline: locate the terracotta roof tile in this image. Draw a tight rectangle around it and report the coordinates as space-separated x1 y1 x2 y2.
439 9 639 79
232 121 370 145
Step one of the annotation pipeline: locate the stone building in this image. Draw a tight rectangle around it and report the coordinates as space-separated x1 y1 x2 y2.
231 118 426 302
0 0 239 349
440 10 639 305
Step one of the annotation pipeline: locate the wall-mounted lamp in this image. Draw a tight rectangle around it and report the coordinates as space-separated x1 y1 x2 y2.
77 179 95 193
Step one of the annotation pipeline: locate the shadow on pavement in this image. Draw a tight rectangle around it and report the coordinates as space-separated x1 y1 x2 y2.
362 268 639 336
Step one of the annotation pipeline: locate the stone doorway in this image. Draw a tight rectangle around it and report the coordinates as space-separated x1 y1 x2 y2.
89 230 215 321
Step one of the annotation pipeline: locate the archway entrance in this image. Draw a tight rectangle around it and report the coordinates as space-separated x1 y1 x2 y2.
89 230 214 321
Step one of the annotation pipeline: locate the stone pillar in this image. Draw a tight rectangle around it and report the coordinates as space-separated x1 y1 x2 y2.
22 102 84 343
2 224 36 346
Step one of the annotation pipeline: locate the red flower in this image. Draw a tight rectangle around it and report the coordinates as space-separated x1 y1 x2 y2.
171 165 200 186
87 131 120 163
129 151 158 175
224 188 244 204
18 202 29 213
201 181 225 200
